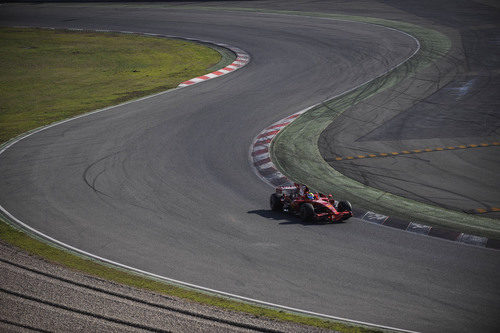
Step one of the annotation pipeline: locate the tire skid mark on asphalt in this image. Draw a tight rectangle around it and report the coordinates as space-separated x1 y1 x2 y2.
250 114 500 250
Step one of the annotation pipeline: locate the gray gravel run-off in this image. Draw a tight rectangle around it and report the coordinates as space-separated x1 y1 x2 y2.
0 241 334 333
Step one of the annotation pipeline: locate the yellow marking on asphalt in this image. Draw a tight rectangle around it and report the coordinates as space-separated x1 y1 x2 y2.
468 207 500 215
331 142 498 162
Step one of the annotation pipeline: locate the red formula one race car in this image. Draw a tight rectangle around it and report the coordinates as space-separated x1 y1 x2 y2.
269 183 352 223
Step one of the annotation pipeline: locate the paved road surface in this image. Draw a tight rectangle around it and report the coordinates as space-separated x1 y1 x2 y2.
0 2 499 332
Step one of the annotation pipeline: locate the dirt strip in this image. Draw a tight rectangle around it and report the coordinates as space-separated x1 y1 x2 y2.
0 241 332 333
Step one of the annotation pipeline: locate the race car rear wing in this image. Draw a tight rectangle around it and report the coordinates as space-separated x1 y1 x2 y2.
275 186 297 195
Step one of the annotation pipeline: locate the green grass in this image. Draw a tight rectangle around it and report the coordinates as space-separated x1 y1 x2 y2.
0 27 380 332
0 27 222 144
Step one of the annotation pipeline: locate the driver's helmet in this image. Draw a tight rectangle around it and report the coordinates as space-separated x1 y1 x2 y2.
306 192 314 200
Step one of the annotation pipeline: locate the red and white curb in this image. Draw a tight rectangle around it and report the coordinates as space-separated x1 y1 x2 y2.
178 44 250 87
250 110 306 187
27 27 250 89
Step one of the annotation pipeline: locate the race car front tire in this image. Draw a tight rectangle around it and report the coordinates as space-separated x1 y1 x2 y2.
300 203 314 222
337 200 352 213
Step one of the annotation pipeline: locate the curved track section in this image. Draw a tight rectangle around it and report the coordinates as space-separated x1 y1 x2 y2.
1 4 499 333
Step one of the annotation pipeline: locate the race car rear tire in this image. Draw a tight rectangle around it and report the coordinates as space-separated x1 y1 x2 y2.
337 201 352 213
270 193 283 212
300 203 314 222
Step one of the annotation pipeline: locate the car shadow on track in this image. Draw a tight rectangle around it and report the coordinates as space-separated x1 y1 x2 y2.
247 209 348 226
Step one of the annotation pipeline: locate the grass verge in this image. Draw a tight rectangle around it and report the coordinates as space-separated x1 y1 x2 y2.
0 27 223 144
0 27 380 332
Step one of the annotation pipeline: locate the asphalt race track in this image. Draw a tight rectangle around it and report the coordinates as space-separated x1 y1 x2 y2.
0 2 499 332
